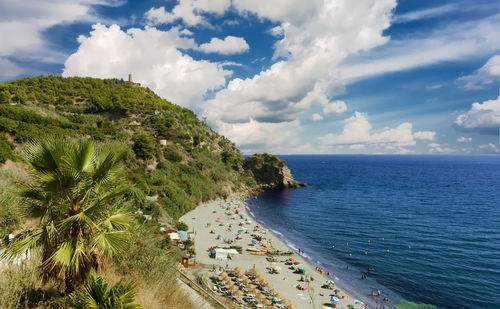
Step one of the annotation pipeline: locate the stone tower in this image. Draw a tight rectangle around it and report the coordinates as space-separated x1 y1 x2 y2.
128 74 133 82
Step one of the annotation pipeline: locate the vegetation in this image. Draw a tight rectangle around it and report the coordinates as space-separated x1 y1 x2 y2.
63 272 140 309
0 76 299 308
2 139 135 292
0 75 266 219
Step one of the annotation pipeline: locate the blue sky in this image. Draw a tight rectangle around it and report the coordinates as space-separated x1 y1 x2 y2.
1 0 499 154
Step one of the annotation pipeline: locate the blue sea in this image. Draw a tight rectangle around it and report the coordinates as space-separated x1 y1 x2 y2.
246 155 500 309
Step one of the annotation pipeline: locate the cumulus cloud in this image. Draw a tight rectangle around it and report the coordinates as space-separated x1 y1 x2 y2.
317 112 430 147
323 100 347 115
0 58 23 80
479 143 499 153
310 113 323 122
204 0 396 147
198 36 249 55
457 136 472 142
145 0 231 27
63 24 231 108
457 55 500 90
428 143 456 153
454 96 500 135
0 0 122 75
216 119 303 153
413 131 436 141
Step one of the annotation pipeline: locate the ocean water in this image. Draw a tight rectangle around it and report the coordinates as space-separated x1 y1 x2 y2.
246 155 500 309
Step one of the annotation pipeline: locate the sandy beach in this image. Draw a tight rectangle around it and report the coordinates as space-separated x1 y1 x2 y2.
180 196 369 309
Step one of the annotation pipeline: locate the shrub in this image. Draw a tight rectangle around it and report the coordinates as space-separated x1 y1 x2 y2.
175 221 188 231
132 133 156 160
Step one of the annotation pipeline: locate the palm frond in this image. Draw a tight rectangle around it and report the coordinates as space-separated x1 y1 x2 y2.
102 212 135 231
93 231 130 258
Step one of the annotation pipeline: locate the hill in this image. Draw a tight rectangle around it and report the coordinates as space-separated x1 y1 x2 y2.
0 75 302 220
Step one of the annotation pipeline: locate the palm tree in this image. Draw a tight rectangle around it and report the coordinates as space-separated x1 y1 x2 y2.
64 272 141 309
1 138 135 292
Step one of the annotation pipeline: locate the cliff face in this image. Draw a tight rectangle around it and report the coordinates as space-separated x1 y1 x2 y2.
243 153 306 189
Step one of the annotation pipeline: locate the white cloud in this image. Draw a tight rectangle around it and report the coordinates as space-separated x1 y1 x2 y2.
268 25 284 37
199 36 249 55
393 3 459 23
479 143 499 153
349 144 365 150
454 96 500 134
310 113 323 122
323 100 347 115
317 112 423 147
63 24 231 108
457 55 500 90
216 118 303 153
0 58 23 80
205 0 397 142
339 15 500 82
145 0 231 27
0 0 122 66
457 136 472 142
427 143 456 153
414 131 436 141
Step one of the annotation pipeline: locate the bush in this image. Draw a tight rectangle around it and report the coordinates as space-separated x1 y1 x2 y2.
132 133 156 160
175 221 188 231
0 134 15 163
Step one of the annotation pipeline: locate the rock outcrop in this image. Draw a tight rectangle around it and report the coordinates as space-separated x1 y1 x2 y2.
243 153 306 189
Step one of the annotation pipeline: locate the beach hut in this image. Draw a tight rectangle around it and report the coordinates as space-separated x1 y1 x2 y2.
180 254 189 268
168 232 180 240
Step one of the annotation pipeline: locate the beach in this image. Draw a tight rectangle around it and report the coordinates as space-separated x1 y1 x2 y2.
180 196 368 309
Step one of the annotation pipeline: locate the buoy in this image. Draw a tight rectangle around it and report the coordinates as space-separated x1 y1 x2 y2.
408 245 411 249
386 249 390 253
364 251 367 255
349 253 352 257
332 245 335 248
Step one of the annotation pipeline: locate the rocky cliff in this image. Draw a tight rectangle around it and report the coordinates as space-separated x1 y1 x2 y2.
243 153 306 189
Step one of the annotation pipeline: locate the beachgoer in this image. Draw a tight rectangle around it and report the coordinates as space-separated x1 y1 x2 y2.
377 290 381 297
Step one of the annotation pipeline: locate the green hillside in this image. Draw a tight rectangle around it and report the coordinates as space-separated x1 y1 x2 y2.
0 75 271 220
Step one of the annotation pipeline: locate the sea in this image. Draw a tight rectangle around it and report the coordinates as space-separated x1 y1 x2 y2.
245 155 500 309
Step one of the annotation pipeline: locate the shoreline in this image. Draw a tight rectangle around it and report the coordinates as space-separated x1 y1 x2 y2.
245 197 388 309
181 195 372 309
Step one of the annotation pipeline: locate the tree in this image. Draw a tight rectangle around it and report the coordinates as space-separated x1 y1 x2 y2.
64 272 141 309
132 134 156 160
1 138 135 292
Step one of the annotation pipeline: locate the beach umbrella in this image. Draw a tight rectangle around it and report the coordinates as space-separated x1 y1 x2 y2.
264 282 272 288
354 300 364 305
326 280 334 285
247 284 257 290
250 288 260 294
234 267 241 272
264 299 272 306
270 288 278 294
275 292 283 299
243 278 251 284
177 230 187 235
293 262 300 265
330 296 340 304
230 285 239 291
256 294 266 301
289 258 296 262
286 305 296 309
235 290 244 296
334 289 341 293
282 299 291 305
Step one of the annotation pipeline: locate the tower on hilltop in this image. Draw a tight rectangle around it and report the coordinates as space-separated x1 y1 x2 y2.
128 74 133 83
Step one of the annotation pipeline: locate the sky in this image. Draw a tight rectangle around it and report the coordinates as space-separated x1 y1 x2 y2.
1 0 499 154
